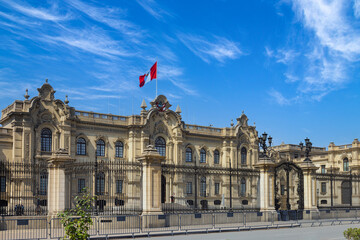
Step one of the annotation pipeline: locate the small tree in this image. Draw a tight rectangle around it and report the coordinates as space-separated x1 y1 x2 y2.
58 188 94 240
344 228 360 240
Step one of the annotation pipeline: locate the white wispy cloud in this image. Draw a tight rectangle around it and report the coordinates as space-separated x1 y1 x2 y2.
65 0 144 40
355 0 360 18
268 89 291 105
1 0 71 22
136 0 172 20
269 0 360 104
284 72 299 83
265 47 299 64
178 33 243 63
292 0 360 61
42 28 132 58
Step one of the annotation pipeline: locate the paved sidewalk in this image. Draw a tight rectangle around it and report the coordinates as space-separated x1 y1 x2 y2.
136 224 354 240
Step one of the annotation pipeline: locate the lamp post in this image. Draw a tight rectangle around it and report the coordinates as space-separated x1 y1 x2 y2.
258 132 272 157
299 137 312 162
229 159 232 211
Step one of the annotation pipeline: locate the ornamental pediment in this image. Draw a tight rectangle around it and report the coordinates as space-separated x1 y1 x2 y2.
37 80 55 101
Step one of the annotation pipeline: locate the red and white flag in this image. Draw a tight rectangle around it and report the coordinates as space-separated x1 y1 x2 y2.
139 62 157 87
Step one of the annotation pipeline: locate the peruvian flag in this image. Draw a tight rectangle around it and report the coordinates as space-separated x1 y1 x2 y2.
139 62 157 88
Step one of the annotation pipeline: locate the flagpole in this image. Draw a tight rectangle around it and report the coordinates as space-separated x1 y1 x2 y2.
156 61 158 98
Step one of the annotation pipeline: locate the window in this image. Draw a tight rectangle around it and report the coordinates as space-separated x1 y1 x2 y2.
77 138 86 155
78 179 85 193
39 171 48 195
96 172 105 195
116 180 123 194
240 178 246 196
155 137 166 157
41 128 52 152
241 147 247 165
0 176 5 192
96 139 105 156
294 153 299 159
186 182 192 195
321 182 326 194
200 148 206 163
343 158 349 171
215 182 220 195
200 177 206 197
186 148 192 162
214 150 220 164
115 141 124 158
321 165 326 174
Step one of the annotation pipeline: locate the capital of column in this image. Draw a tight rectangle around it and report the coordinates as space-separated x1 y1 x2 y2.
255 156 275 171
137 145 165 165
48 148 75 168
299 161 318 173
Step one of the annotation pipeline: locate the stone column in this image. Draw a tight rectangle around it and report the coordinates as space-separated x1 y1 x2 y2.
300 161 318 211
137 145 165 215
255 157 276 213
47 149 74 216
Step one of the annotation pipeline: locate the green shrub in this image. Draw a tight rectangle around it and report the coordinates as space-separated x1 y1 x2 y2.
344 228 360 240
58 188 94 240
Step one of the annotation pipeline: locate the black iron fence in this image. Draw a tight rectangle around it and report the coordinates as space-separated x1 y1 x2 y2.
161 163 260 213
0 160 142 216
69 160 142 215
316 171 360 208
0 161 48 216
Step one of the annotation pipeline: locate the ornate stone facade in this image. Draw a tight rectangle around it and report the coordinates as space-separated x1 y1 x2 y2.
0 81 359 215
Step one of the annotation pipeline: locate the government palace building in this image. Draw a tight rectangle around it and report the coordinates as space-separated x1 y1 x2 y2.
0 80 359 216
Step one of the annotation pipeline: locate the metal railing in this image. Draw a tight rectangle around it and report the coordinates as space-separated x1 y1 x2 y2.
1 209 360 239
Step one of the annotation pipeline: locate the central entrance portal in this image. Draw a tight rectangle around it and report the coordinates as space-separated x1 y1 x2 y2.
274 161 304 211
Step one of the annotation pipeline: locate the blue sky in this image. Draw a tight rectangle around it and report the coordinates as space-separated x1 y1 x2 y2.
0 0 359 148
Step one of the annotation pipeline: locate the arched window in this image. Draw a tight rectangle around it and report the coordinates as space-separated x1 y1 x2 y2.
155 137 166 157
41 128 52 152
241 147 247 165
186 147 192 162
200 177 206 197
214 150 220 164
96 139 105 156
343 158 349 171
39 171 48 195
115 141 124 158
96 172 105 195
240 178 246 196
76 138 86 155
200 148 206 163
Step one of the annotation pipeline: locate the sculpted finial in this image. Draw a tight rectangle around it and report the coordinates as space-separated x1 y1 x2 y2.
24 89 29 100
45 79 48 83
141 99 147 110
175 105 181 114
65 95 69 105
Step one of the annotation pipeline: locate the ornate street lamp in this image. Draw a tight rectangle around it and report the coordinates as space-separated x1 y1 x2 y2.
258 132 272 157
299 137 312 162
